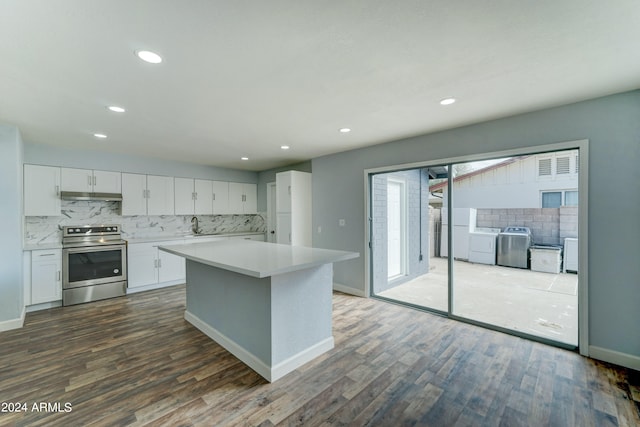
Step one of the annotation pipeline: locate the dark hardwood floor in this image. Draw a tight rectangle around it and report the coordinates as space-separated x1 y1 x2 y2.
0 285 638 426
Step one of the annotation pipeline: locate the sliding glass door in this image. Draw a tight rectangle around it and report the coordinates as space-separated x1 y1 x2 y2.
369 147 580 348
370 166 449 313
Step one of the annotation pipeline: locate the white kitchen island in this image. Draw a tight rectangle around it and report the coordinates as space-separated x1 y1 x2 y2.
158 239 359 382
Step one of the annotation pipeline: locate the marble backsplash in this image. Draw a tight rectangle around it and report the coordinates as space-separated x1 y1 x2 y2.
24 200 266 245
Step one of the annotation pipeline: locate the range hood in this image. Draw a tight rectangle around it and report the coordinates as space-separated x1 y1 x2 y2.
60 191 123 202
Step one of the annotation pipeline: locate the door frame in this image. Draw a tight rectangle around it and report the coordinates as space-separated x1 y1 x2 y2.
363 139 589 356
386 177 408 280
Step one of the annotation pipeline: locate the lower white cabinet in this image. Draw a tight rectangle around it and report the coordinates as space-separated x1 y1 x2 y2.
127 241 185 289
30 249 62 305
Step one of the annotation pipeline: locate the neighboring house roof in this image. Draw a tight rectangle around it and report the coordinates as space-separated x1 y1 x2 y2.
429 155 530 192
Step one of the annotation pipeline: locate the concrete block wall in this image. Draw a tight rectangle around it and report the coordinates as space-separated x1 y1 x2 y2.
476 208 561 245
476 206 578 245
559 206 578 239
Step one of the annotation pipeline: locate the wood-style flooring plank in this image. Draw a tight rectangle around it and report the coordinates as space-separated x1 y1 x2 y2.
0 285 638 426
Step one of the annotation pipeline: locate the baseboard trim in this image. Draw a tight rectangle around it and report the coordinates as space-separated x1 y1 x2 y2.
185 310 334 382
589 345 640 371
333 282 366 297
126 280 184 294
0 307 26 332
26 300 62 313
271 336 334 382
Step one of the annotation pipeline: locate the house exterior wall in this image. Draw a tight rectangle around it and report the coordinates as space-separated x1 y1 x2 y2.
371 170 429 294
442 151 579 209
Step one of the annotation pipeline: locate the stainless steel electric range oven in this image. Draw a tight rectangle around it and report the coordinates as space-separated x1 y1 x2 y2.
62 224 127 306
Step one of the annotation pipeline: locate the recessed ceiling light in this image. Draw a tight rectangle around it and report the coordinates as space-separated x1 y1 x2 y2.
339 128 351 133
136 50 163 64
241 157 249 161
281 145 290 150
107 106 125 113
93 133 107 139
440 97 456 106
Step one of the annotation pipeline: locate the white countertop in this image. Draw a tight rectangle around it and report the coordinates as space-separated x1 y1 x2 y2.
23 242 62 251
111 231 264 245
23 231 265 249
158 240 359 278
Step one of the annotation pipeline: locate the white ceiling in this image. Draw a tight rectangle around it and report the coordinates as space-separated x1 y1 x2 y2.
1 1 639 171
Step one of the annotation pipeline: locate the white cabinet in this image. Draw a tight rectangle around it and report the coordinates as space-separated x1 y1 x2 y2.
122 173 147 216
229 183 257 214
146 175 175 215
212 181 230 214
93 170 122 193
122 173 174 216
158 247 186 282
30 249 62 304
127 241 185 289
24 164 61 216
194 179 213 215
61 168 121 193
175 178 222 215
175 178 196 215
276 171 311 246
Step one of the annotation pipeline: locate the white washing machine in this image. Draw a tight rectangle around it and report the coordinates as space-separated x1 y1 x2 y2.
468 228 500 265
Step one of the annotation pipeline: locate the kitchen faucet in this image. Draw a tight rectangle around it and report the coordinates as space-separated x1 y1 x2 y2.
191 216 199 234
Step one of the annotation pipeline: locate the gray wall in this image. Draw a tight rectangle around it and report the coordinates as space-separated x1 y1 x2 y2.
312 90 640 358
0 124 24 322
256 160 312 212
24 142 258 183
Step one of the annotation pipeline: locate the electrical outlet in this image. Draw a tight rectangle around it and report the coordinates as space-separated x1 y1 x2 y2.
339 219 346 226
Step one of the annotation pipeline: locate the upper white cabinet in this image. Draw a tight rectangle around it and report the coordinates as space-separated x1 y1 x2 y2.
229 183 257 214
194 179 213 215
24 164 61 216
61 168 121 193
276 171 311 246
147 175 175 215
122 173 174 216
175 178 196 215
212 181 230 214
176 179 253 215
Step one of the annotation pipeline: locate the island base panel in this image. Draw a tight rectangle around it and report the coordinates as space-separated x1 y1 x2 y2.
184 260 334 382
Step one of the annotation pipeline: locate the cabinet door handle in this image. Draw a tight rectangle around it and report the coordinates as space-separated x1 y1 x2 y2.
212 193 216 201
88 175 92 186
57 270 61 281
158 258 162 268
55 185 60 195
147 189 151 199
38 253 55 257
93 176 97 186
143 189 147 199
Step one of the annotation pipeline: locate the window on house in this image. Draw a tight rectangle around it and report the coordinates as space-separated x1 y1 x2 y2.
565 190 578 206
542 190 578 207
542 192 562 208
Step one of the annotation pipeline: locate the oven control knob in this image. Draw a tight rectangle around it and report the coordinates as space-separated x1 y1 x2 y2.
106 227 111 231
75 228 80 232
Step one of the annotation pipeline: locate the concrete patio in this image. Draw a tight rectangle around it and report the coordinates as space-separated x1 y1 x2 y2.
378 257 578 346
